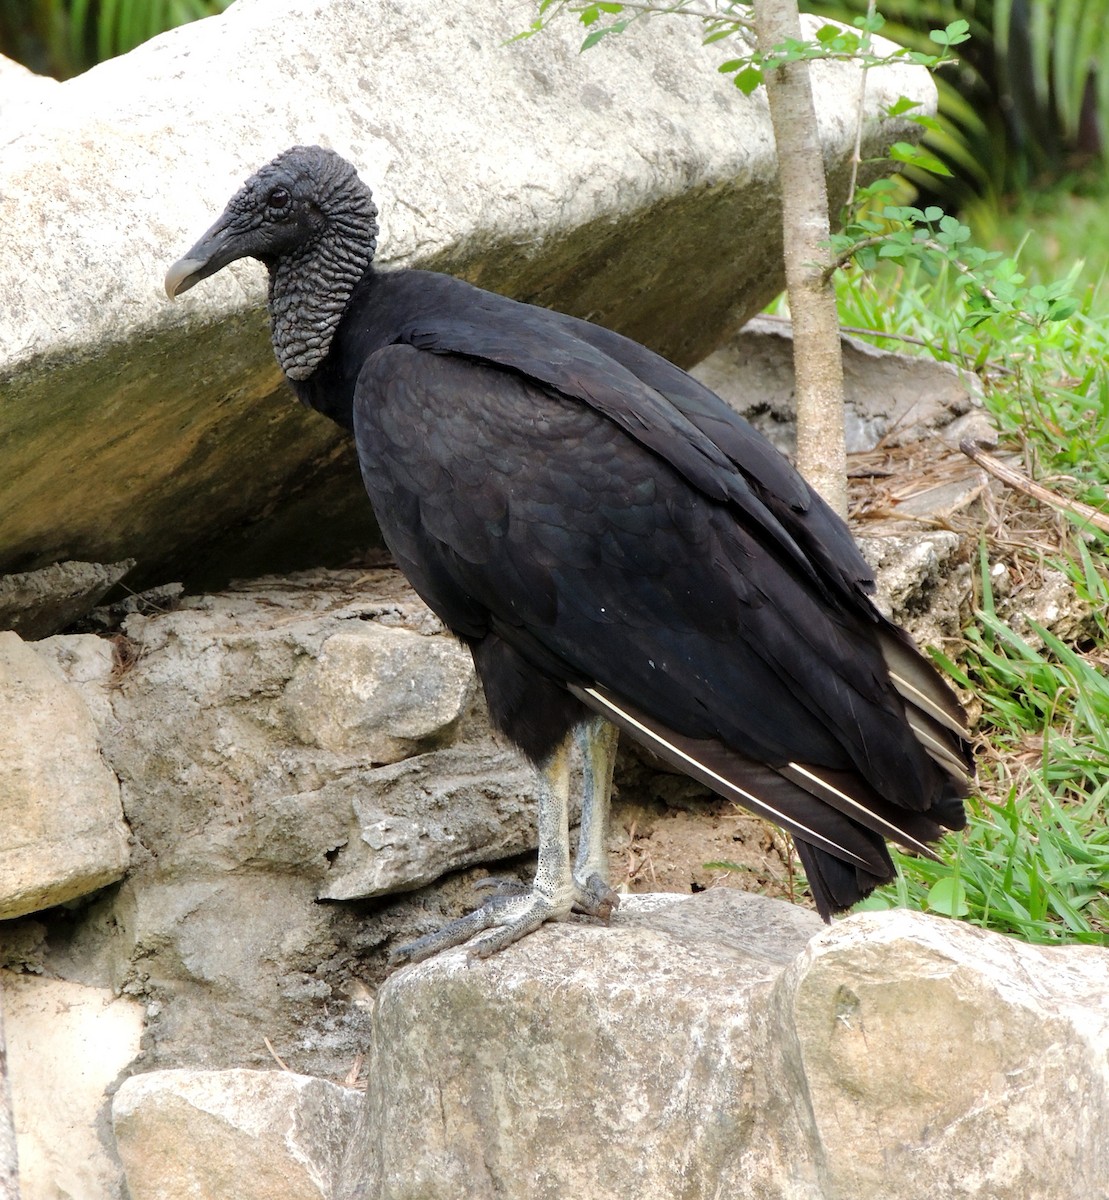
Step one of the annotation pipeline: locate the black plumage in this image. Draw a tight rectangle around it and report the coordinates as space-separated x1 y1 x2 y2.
166 146 972 955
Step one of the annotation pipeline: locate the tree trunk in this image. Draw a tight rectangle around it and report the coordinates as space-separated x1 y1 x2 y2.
752 0 848 518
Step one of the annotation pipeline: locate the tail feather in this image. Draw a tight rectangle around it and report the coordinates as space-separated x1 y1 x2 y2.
571 677 971 920
904 705 972 779
571 684 893 874
778 761 949 858
878 625 971 742
793 836 892 918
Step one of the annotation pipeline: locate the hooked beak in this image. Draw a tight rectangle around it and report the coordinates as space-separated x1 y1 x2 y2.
165 216 250 299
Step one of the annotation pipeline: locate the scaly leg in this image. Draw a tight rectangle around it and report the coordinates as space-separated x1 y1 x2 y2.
391 721 622 965
392 736 579 964
572 715 620 917
470 716 619 916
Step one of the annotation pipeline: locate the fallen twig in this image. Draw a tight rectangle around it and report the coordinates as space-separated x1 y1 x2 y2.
959 440 1109 534
263 1036 292 1072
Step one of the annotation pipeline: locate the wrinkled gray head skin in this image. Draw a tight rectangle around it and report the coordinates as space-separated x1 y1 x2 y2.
166 145 380 380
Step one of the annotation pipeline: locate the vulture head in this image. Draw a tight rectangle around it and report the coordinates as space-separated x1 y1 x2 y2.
165 145 379 379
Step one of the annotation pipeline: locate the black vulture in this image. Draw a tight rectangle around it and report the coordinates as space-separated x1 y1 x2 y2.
166 145 972 962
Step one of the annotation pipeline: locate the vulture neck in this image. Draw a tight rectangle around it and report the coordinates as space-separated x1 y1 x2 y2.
268 199 378 382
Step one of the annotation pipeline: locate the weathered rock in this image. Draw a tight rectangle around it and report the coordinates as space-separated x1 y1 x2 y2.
0 631 129 919
20 570 551 1076
113 1068 362 1200
341 891 822 1200
856 529 970 646
692 316 980 457
320 743 548 901
3 972 143 1200
0 0 934 591
283 623 472 761
0 559 134 640
341 894 1109 1200
1002 564 1097 643
777 911 1109 1199
77 580 186 635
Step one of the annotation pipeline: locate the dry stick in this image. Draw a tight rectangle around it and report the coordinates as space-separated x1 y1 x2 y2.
843 0 878 208
264 1036 292 1072
959 440 1109 535
753 0 848 517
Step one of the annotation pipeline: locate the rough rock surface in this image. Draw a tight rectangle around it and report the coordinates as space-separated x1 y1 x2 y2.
18 570 549 1078
0 556 1104 1200
856 529 969 646
0 558 134 640
113 1068 362 1200
0 631 130 919
341 894 1109 1200
779 911 1109 1200
3 972 143 1200
693 316 981 456
0 0 933 593
341 891 824 1200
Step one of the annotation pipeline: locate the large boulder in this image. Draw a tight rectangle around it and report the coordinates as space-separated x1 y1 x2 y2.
0 0 934 596
340 894 1109 1200
0 631 129 919
777 911 1109 1198
113 1068 362 1200
3 973 144 1200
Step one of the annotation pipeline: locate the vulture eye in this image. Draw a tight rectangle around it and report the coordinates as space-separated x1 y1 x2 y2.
267 186 291 211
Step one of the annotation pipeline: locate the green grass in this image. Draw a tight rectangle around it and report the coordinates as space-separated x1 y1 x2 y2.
857 548 1109 942
794 177 1109 944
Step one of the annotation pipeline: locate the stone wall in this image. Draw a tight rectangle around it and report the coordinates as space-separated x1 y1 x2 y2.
2 564 1107 1200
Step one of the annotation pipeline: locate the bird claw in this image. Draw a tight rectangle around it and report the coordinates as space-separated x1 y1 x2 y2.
571 872 620 921
389 874 619 967
390 886 570 967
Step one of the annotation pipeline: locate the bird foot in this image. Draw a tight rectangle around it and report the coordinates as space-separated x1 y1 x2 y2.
472 873 618 919
390 886 573 966
390 875 619 967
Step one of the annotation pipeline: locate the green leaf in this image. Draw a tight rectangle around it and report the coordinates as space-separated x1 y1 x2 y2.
885 95 921 118
900 49 943 68
1047 297 1079 322
734 66 763 95
909 114 943 134
930 19 971 47
853 12 885 35
889 142 954 177
927 876 970 917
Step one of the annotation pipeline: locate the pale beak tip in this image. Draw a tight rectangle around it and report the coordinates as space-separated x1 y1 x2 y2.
164 256 205 301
